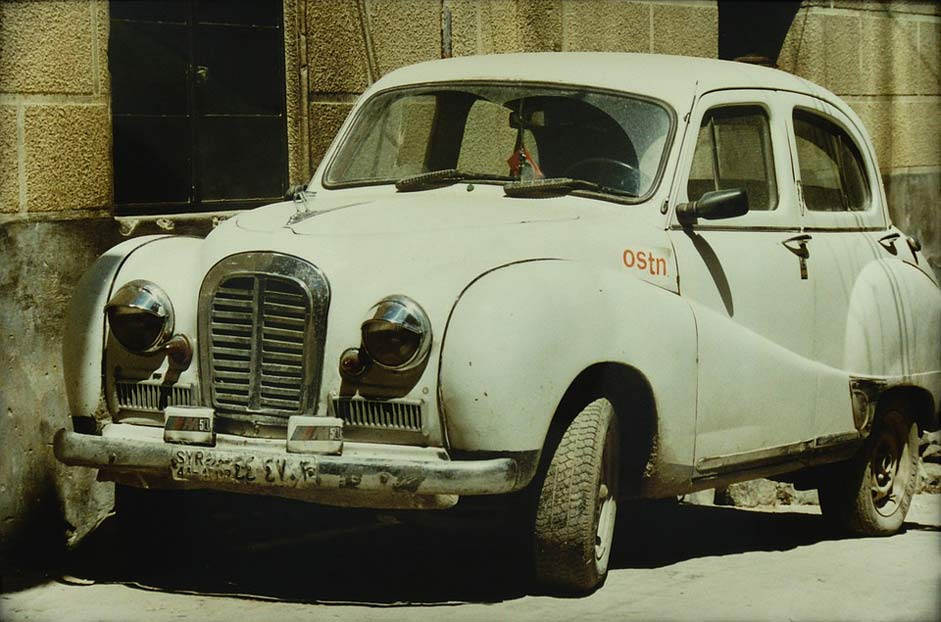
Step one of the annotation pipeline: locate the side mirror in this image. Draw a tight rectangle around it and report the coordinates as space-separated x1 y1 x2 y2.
676 188 749 225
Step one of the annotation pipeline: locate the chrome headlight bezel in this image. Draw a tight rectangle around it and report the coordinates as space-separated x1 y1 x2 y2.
104 279 175 354
360 295 432 371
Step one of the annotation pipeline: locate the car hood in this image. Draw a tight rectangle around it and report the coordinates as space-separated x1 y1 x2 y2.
235 187 580 237
204 186 676 336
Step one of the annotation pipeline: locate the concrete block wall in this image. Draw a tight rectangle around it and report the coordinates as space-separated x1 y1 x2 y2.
0 0 113 216
304 0 719 169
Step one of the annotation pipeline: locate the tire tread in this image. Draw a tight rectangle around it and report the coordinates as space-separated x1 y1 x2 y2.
533 398 615 592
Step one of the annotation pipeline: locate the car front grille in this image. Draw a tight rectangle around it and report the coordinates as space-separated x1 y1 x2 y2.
200 253 329 424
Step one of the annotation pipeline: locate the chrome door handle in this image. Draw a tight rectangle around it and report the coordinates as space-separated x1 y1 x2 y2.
782 234 811 280
782 234 811 259
878 232 900 253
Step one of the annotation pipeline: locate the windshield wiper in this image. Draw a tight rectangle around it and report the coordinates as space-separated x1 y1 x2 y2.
504 177 635 199
395 168 513 192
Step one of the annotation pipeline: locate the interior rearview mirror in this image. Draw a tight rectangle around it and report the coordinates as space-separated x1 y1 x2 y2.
676 188 748 224
509 109 546 129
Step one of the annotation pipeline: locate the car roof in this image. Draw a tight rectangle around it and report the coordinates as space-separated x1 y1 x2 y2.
369 52 840 112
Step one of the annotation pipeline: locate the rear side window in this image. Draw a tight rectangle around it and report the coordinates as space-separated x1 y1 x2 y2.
793 110 870 212
687 105 778 211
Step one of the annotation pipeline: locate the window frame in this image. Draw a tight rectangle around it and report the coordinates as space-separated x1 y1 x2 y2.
669 89 800 231
687 104 781 213
783 95 886 231
321 80 678 205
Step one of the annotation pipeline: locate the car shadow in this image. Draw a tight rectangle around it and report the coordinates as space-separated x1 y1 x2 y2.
609 499 841 570
36 494 918 605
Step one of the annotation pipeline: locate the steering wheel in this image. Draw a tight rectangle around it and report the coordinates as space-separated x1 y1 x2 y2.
562 157 640 194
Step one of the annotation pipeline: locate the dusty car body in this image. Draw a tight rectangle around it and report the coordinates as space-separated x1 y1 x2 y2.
56 53 941 592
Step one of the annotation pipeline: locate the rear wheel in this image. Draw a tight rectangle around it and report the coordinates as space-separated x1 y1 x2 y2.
533 398 619 593
818 397 919 535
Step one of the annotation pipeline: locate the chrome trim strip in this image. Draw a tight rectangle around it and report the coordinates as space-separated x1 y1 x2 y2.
695 431 864 476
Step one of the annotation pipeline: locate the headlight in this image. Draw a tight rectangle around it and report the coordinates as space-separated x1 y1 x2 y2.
105 280 175 354
360 295 431 370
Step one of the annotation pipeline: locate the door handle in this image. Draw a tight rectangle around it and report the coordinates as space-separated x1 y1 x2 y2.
782 234 811 258
194 65 210 85
878 232 900 254
782 234 811 280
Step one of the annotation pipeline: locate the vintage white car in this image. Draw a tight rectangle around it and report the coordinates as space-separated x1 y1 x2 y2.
56 53 941 592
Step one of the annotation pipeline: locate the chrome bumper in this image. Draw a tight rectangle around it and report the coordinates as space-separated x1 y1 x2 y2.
54 426 522 510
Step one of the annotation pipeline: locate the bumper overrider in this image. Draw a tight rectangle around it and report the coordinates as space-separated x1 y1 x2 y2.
54 425 526 510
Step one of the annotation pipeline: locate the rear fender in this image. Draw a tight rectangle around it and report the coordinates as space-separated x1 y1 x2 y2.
845 258 941 407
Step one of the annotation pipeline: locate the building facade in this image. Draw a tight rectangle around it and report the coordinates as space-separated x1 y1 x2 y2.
1 0 938 556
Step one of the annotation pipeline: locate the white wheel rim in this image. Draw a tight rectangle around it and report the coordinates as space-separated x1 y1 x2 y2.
595 495 617 565
869 412 911 518
594 428 617 572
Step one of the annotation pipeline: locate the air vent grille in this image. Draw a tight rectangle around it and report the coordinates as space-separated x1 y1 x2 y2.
116 381 195 412
333 397 423 432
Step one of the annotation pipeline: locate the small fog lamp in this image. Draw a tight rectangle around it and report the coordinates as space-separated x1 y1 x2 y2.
339 347 368 378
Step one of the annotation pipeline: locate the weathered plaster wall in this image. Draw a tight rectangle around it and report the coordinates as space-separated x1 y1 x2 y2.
0 0 117 560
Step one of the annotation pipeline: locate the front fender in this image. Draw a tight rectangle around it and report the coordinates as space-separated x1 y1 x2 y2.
438 260 698 466
63 235 172 421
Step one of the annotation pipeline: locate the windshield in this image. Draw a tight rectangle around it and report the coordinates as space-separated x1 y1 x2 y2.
325 83 674 199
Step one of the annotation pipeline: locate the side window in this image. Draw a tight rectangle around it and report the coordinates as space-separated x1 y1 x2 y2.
687 106 778 211
793 110 870 212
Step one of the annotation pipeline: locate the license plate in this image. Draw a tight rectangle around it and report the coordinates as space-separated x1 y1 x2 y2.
169 448 318 486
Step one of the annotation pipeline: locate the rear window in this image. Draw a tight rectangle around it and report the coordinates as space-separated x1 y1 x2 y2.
793 110 870 212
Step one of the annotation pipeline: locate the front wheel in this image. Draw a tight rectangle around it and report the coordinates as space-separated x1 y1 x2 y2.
533 398 619 593
818 397 919 535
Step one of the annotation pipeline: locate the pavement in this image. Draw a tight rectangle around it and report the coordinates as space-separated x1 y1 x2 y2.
2 492 939 622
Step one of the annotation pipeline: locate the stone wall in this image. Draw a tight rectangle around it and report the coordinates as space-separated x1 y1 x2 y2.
0 0 119 559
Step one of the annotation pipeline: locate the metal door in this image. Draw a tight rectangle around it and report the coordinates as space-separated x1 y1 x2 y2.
110 0 288 215
667 89 818 475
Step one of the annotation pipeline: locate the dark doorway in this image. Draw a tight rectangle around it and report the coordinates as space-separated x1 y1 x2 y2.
717 1 802 66
110 0 288 215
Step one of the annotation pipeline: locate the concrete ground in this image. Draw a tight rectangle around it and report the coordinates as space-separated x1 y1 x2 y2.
2 492 939 622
